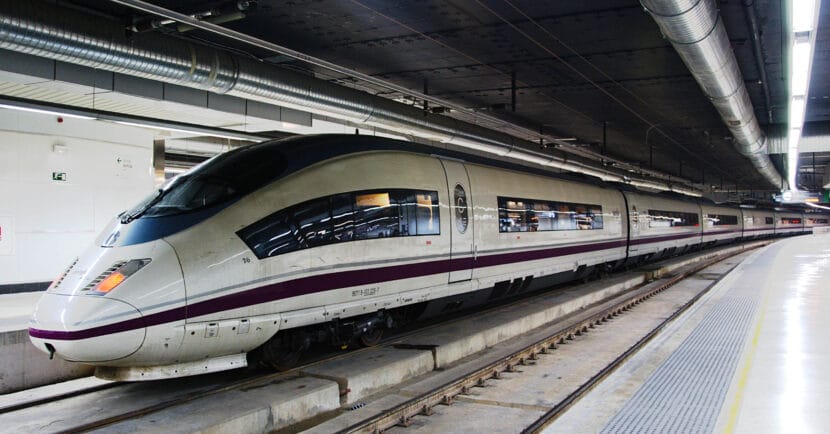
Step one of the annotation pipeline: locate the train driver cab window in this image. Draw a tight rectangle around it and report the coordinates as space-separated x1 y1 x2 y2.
238 189 439 259
122 143 285 223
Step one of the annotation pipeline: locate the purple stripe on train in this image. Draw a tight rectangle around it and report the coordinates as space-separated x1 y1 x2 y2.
31 237 691 341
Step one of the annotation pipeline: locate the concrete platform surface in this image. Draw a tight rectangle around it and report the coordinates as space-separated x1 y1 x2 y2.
396 273 645 369
0 291 94 393
0 376 111 412
90 376 340 434
550 234 830 434
302 347 435 404
0 292 40 333
299 246 759 433
1 328 94 393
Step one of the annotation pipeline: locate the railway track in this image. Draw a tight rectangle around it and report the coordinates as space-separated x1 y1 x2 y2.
335 243 765 434
0 269 600 432
0 241 768 433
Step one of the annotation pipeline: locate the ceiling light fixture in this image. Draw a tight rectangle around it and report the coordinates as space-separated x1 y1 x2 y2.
786 0 821 191
0 103 96 120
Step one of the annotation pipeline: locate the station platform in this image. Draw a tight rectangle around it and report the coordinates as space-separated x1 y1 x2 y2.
0 292 40 333
550 233 830 433
0 292 93 393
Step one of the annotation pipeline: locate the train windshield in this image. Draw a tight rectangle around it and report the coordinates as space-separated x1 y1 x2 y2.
121 143 285 222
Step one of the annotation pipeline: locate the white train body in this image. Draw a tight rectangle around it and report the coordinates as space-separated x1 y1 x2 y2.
741 207 776 239
701 204 743 246
624 192 702 260
804 213 830 231
28 135 822 380
774 211 806 236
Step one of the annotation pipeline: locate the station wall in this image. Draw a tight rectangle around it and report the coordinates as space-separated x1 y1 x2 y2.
0 109 155 290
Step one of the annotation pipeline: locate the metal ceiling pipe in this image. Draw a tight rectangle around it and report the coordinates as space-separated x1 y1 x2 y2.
641 0 785 189
0 0 701 194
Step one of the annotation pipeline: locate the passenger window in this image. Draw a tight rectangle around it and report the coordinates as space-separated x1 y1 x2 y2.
237 212 299 259
354 192 400 239
238 189 440 259
291 198 332 247
498 196 603 232
647 210 699 228
414 191 440 235
331 193 355 242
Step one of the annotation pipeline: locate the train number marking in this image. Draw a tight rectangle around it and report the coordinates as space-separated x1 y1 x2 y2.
352 287 379 298
242 257 252 264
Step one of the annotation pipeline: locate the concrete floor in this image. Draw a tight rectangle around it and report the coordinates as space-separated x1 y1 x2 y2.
552 234 830 434
0 292 40 332
379 251 751 433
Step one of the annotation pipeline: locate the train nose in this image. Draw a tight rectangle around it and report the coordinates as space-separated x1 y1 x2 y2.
29 293 145 362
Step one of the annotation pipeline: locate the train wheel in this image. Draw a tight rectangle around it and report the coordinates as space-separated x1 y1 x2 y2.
260 331 309 371
360 327 383 347
359 327 384 347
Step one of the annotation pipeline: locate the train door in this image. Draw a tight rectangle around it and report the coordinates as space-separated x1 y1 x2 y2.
440 159 475 283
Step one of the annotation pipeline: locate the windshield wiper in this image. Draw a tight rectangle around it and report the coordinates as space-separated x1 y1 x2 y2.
121 188 164 224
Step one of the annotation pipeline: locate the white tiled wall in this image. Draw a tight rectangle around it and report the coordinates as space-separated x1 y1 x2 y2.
0 109 155 285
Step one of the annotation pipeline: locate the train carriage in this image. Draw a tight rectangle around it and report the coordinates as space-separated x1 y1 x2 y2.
740 207 776 239
803 212 830 233
464 161 627 298
700 203 743 246
774 210 805 236
623 191 702 261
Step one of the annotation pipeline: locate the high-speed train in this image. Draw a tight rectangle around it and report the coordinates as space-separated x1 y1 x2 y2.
28 135 827 380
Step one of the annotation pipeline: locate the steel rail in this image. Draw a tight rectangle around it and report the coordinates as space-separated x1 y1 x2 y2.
336 241 770 434
0 382 122 415
42 265 584 433
520 250 752 432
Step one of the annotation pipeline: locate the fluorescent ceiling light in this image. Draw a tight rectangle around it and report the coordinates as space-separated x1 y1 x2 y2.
0 103 96 120
111 120 260 142
793 0 817 32
789 97 806 127
786 0 820 192
791 40 812 96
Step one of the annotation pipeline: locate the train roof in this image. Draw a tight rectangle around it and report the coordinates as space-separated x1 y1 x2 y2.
222 135 826 214
256 133 615 188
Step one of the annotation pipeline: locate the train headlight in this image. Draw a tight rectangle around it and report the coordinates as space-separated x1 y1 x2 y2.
86 259 151 294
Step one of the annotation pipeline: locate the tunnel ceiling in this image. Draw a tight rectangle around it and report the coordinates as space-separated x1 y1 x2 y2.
32 1 830 192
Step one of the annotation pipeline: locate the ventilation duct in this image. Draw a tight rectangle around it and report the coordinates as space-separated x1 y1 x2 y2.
641 0 785 189
0 0 702 194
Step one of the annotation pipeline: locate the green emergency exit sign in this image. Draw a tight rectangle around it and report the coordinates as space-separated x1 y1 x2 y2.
52 172 67 181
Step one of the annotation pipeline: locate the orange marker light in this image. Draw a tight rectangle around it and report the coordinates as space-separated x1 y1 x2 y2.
95 272 126 293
